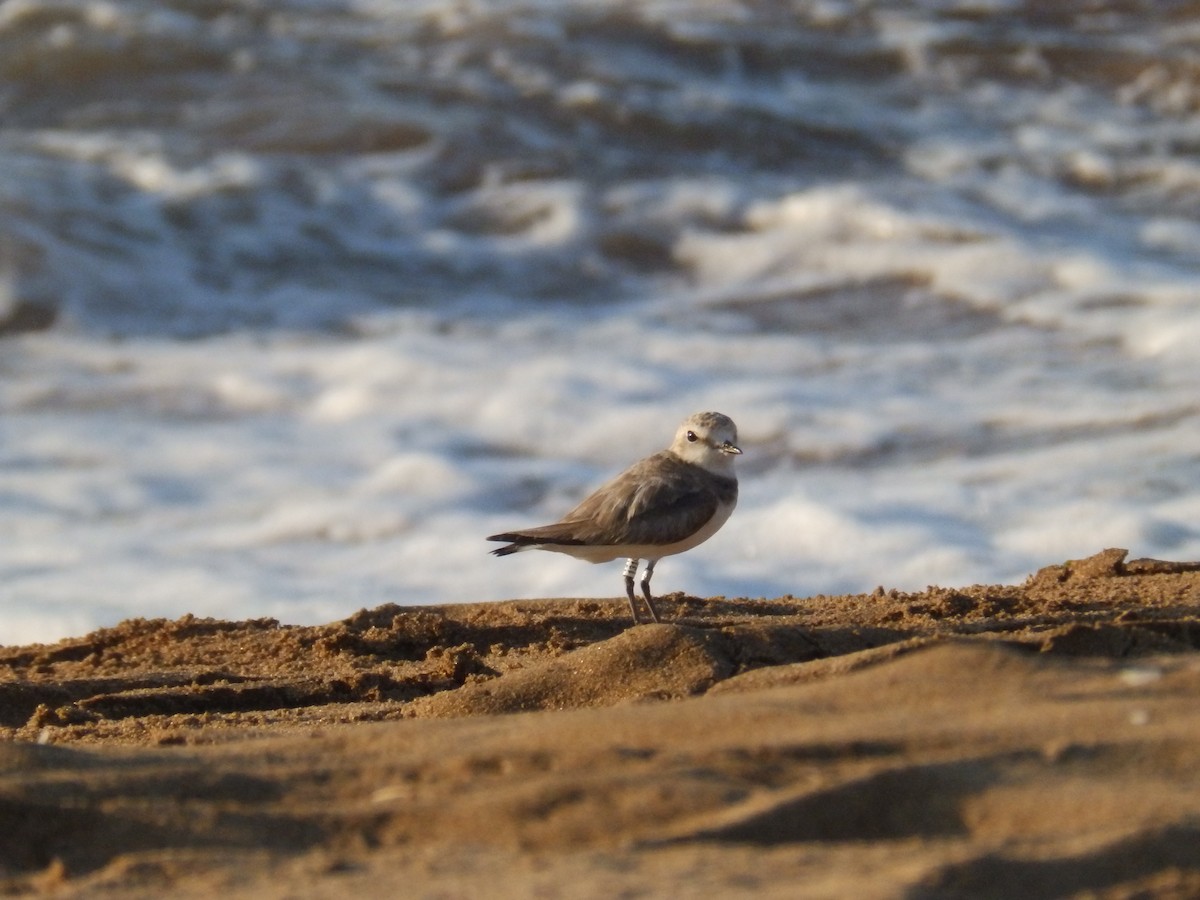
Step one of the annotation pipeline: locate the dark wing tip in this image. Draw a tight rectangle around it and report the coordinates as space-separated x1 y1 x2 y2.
487 528 589 555
487 532 525 557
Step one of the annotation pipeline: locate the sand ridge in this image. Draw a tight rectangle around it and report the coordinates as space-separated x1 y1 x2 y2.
1 548 1199 897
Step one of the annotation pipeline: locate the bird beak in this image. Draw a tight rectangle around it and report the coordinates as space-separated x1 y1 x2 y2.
720 441 742 455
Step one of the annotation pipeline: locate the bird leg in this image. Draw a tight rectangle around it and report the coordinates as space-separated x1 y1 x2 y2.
639 559 661 623
622 558 642 623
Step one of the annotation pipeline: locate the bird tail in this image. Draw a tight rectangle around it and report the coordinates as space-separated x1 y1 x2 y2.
486 532 536 556
486 529 585 556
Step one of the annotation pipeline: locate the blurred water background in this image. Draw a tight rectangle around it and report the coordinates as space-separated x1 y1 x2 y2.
3 0 1199 643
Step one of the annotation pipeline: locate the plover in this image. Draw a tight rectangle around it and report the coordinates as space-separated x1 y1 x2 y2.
487 411 741 624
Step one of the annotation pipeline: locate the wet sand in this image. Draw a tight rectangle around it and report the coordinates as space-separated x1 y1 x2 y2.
2 548 1199 898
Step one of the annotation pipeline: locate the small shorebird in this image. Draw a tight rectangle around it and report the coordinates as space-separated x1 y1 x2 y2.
487 411 741 624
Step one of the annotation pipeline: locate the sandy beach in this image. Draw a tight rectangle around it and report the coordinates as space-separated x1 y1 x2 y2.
2 547 1199 898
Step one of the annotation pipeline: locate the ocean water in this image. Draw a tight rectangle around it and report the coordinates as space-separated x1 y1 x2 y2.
2 0 1199 645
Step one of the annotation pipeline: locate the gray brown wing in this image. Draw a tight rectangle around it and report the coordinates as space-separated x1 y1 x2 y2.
554 453 727 547
488 452 735 551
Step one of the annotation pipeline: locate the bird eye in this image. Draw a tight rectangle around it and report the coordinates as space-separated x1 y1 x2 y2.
686 430 698 442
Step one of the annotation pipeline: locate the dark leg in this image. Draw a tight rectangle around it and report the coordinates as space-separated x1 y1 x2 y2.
622 558 641 623
639 559 661 623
